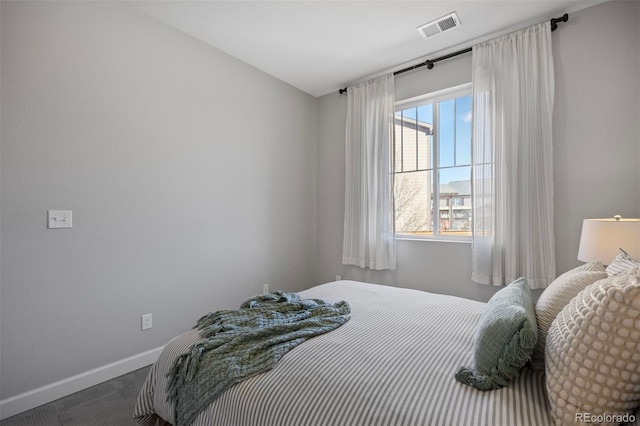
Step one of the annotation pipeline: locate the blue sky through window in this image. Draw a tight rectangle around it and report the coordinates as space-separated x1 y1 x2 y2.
396 95 472 184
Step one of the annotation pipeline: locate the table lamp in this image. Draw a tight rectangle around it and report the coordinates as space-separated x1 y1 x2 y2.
577 215 640 265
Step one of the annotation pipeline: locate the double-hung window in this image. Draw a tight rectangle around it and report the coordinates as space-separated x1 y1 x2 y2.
393 83 472 240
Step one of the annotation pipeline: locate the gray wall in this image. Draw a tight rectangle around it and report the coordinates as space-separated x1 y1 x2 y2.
552 0 640 273
315 0 640 301
0 2 317 399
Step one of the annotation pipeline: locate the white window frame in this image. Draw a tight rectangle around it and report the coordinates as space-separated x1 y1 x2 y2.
393 82 472 243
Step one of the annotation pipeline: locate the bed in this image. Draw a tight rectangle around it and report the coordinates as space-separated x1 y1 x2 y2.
134 280 554 426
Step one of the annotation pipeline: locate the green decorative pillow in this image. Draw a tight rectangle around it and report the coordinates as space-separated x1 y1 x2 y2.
455 277 538 390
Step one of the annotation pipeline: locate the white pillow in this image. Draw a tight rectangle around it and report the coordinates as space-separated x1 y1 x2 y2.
530 262 606 371
545 272 640 425
606 248 640 276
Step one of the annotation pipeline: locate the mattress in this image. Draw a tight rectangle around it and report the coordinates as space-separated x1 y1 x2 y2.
134 280 553 426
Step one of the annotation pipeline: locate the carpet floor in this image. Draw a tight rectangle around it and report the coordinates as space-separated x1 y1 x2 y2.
0 366 151 426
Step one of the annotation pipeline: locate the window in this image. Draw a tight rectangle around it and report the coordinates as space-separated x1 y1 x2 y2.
393 83 472 240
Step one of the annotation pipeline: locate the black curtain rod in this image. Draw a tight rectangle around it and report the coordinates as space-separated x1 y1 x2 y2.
339 13 568 94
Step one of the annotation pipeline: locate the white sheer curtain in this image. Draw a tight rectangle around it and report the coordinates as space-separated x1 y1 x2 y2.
471 22 555 288
342 74 396 270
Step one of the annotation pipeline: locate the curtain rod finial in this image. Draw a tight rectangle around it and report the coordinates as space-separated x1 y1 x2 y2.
551 13 568 31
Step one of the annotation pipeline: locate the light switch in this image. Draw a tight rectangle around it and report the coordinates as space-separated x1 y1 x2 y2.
48 210 72 229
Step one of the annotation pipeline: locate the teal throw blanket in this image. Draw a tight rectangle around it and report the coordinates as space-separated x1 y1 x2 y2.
166 291 351 426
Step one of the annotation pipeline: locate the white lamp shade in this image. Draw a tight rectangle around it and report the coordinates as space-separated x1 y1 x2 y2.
577 218 640 265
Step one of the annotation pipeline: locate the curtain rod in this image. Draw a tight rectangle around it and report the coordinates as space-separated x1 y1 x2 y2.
338 13 568 94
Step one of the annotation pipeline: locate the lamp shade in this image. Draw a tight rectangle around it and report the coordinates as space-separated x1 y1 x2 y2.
577 217 640 265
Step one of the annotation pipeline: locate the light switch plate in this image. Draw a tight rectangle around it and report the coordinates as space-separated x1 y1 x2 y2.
48 210 72 229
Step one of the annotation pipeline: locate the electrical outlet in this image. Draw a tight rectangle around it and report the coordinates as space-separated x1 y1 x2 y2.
263 283 269 294
141 313 152 330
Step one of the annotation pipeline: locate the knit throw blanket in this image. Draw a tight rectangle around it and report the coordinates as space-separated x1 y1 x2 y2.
166 291 351 426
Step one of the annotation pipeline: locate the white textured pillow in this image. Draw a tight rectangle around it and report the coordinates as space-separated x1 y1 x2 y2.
531 262 606 370
606 248 640 276
546 272 640 425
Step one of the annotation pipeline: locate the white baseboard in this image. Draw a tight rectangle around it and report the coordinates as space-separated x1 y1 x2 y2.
0 345 164 420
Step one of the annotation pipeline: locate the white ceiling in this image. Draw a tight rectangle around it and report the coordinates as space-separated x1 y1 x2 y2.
131 0 608 97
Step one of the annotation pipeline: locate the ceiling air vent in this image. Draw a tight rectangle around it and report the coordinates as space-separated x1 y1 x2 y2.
417 12 461 39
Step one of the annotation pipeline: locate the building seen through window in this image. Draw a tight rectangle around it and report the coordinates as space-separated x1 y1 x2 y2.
393 84 472 239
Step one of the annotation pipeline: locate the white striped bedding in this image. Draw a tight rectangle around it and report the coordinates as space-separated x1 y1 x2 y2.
134 280 553 426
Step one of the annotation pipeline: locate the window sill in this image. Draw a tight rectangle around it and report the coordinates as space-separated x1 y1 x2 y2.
395 235 472 244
